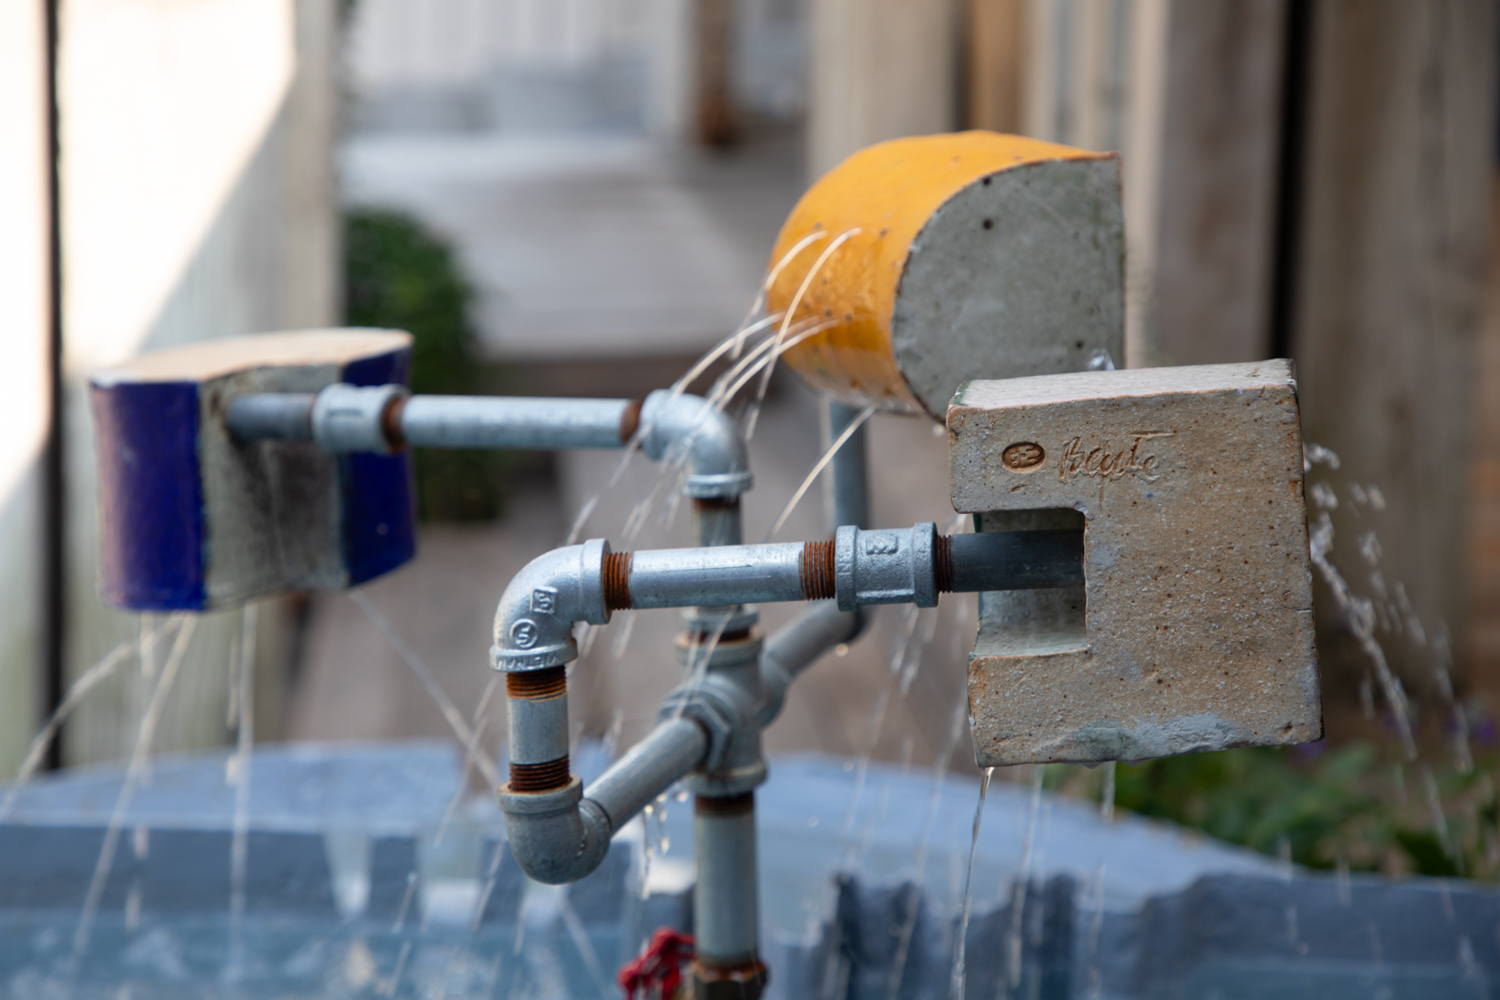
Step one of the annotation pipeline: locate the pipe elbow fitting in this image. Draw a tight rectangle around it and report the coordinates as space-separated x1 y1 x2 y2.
490 539 612 672
639 390 752 498
498 778 613 885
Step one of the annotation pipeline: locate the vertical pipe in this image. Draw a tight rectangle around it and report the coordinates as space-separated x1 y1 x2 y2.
505 668 571 792
823 399 869 533
41 0 64 771
692 497 743 548
692 792 767 998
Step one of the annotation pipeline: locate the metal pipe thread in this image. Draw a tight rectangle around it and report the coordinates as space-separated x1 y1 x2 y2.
603 552 633 610
506 666 567 699
383 395 408 448
934 533 955 594
619 399 643 443
799 540 836 600
508 756 571 792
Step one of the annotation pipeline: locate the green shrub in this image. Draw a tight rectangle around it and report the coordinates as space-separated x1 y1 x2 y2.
343 207 515 521
1045 741 1498 879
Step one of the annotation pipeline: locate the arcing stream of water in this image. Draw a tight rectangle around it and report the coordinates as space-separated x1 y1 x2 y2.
72 616 199 968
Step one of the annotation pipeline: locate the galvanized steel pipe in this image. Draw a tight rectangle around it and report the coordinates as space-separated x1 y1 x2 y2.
396 395 634 450
692 793 765 989
227 386 752 502
585 717 708 831
491 525 1084 673
225 392 315 441
621 544 807 609
824 398 870 533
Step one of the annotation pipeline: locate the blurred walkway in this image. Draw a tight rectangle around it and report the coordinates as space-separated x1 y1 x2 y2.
342 127 806 361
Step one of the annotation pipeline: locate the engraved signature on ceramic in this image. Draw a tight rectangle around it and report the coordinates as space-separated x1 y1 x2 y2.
1055 431 1173 483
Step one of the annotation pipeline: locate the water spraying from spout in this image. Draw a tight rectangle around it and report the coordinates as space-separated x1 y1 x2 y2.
353 592 502 788
949 766 994 1000
72 616 198 967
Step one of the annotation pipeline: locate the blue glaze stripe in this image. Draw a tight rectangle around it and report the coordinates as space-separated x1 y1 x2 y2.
340 347 416 585
90 380 206 610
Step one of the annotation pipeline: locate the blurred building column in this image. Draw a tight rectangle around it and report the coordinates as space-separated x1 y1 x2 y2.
1289 0 1496 701
967 0 1028 134
808 0 960 179
695 0 739 144
1003 0 1287 369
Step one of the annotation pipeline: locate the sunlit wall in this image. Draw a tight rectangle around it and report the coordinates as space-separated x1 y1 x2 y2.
0 1 52 778
0 0 342 771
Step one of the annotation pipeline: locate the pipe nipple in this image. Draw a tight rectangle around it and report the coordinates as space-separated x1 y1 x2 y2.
934 533 955 593
508 756 571 792
506 665 567 699
603 551 633 611
799 540 836 600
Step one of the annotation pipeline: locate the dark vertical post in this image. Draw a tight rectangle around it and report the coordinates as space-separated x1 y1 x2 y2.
694 0 738 147
1269 0 1316 361
41 0 65 771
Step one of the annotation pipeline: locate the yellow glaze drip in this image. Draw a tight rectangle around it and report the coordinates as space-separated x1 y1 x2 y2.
766 131 1106 412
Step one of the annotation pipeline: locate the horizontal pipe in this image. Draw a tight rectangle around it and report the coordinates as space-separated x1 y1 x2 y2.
585 717 708 831
398 395 633 450
226 387 750 500
225 393 314 441
950 529 1084 591
625 544 806 609
492 527 1085 672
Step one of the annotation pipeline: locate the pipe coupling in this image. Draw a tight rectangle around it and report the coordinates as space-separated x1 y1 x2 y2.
490 539 612 672
310 382 407 454
834 522 939 611
497 776 613 885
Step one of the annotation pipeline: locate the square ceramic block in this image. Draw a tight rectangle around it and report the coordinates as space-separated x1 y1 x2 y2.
90 330 416 611
948 361 1320 766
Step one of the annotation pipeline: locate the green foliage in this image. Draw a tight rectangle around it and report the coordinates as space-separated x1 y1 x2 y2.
343 208 514 521
1044 742 1500 880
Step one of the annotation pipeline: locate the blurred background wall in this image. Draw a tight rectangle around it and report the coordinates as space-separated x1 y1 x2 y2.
2 0 1497 775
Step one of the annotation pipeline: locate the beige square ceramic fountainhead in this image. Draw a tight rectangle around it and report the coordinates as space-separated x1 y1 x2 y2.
948 361 1321 766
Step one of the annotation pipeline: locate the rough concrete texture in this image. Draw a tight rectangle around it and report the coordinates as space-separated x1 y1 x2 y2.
892 156 1125 417
948 361 1320 766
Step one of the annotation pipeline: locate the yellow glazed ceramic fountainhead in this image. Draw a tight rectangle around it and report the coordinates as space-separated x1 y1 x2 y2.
766 131 1124 420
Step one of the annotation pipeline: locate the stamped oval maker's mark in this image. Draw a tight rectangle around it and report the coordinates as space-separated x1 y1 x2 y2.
1001 442 1046 472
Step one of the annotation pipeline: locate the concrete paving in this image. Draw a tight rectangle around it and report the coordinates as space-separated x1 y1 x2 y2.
341 128 806 361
